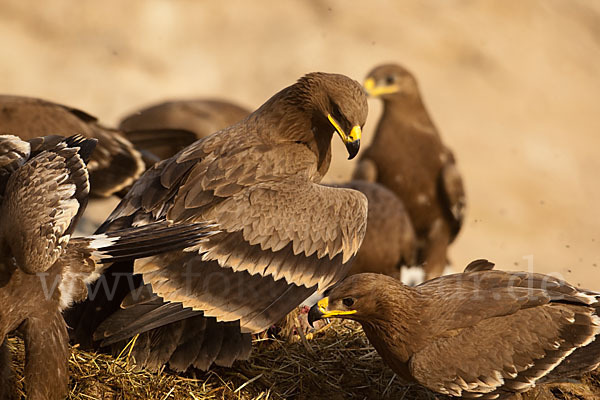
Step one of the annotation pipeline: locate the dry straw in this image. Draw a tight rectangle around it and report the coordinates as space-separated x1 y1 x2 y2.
7 320 600 399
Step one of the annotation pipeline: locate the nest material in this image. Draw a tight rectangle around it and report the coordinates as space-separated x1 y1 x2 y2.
6 320 600 399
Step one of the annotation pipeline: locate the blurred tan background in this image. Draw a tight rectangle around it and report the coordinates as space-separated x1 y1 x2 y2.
1 0 598 288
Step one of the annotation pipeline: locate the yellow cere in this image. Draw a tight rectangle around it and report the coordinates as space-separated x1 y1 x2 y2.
348 125 361 142
317 297 329 313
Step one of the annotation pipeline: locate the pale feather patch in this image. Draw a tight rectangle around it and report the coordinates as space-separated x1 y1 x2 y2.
568 291 600 306
455 370 505 395
83 270 102 285
183 229 221 253
0 135 30 169
416 193 429 205
401 264 453 286
504 369 518 379
300 291 322 307
58 264 78 310
401 265 426 286
88 233 120 260
579 313 600 347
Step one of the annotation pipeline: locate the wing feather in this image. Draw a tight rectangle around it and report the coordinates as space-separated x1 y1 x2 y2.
0 137 94 273
411 269 600 397
0 135 30 196
132 253 316 333
81 134 368 371
411 303 600 397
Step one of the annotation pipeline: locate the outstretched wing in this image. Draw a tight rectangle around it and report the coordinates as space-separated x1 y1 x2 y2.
132 180 365 332
0 135 96 273
89 138 367 352
58 221 218 311
105 138 367 288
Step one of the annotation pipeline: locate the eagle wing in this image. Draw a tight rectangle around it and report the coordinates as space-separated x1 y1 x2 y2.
0 95 144 196
0 135 95 274
89 137 367 355
411 270 600 398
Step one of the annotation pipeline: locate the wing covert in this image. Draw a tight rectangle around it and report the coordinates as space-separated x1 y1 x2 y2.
0 137 94 273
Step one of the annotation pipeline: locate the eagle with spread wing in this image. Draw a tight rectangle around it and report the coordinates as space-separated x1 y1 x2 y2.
68 72 370 372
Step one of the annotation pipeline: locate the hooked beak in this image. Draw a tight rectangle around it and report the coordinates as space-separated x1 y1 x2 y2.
308 296 357 327
327 114 361 160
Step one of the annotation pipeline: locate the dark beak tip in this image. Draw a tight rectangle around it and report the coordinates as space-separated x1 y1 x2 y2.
307 305 321 328
346 139 360 160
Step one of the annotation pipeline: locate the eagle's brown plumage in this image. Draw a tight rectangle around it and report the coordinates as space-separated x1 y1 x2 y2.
119 98 250 163
0 135 217 400
338 181 416 279
355 64 466 279
0 95 145 197
119 98 415 283
67 72 369 372
309 261 600 399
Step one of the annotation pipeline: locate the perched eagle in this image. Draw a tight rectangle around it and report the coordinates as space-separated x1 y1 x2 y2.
68 72 370 372
0 135 216 400
355 64 466 279
309 260 600 399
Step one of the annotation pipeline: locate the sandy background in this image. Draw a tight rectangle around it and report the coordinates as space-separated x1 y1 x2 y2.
0 0 598 288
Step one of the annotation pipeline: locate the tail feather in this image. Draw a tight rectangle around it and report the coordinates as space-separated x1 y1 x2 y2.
96 303 198 346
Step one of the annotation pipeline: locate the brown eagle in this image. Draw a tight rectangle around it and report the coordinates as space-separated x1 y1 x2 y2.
0 134 215 400
354 64 466 279
309 260 600 399
68 72 370 373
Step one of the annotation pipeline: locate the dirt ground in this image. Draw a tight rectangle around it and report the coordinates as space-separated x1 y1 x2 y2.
0 0 598 289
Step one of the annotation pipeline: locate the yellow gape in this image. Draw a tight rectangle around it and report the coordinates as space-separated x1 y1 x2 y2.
327 114 361 143
363 77 400 97
317 297 357 318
